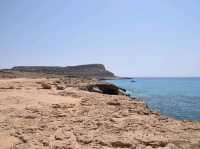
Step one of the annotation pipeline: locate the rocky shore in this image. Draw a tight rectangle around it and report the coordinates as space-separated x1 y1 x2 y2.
0 77 200 149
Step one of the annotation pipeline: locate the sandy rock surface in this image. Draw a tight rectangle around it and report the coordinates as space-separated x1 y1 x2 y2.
0 78 200 149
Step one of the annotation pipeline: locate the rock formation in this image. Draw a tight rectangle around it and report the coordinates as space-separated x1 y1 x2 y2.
0 78 199 149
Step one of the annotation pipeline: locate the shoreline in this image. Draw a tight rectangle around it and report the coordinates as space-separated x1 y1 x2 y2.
105 78 200 121
0 77 200 148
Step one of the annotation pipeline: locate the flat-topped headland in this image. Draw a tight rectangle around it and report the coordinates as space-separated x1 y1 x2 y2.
10 64 116 80
0 64 200 149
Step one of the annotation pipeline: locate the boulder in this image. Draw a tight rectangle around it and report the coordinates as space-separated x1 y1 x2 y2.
56 85 65 90
82 83 127 95
41 83 51 89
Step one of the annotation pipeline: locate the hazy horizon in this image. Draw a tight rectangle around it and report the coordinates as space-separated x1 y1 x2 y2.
1 0 200 77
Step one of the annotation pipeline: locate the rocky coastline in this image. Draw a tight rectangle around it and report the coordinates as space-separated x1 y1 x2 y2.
0 64 200 148
0 77 200 149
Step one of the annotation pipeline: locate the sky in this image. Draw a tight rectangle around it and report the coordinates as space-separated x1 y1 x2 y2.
0 0 200 77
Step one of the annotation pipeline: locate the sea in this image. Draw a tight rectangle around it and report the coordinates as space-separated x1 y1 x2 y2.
105 78 200 121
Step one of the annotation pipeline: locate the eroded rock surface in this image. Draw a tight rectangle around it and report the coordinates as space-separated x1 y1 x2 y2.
0 78 200 149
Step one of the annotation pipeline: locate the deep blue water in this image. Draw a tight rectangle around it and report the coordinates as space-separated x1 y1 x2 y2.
106 78 200 121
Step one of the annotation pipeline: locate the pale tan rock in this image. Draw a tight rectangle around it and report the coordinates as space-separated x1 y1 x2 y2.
0 78 199 149
41 82 51 89
0 134 20 149
56 85 65 90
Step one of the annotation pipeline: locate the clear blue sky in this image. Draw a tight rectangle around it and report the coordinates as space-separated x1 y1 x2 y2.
0 0 200 77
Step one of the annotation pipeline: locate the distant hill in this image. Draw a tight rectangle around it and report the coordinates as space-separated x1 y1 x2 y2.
11 64 116 79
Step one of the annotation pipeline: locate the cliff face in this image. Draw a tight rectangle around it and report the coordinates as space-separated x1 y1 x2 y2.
12 64 115 79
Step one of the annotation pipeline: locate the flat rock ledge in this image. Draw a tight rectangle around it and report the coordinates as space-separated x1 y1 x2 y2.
0 78 200 149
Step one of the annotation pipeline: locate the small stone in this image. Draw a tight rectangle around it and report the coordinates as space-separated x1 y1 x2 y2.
41 83 51 89
107 100 121 106
55 135 63 141
56 85 65 90
54 130 65 140
111 141 133 148
52 104 62 108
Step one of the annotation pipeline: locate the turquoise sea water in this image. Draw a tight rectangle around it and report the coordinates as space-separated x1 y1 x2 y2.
106 78 200 121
